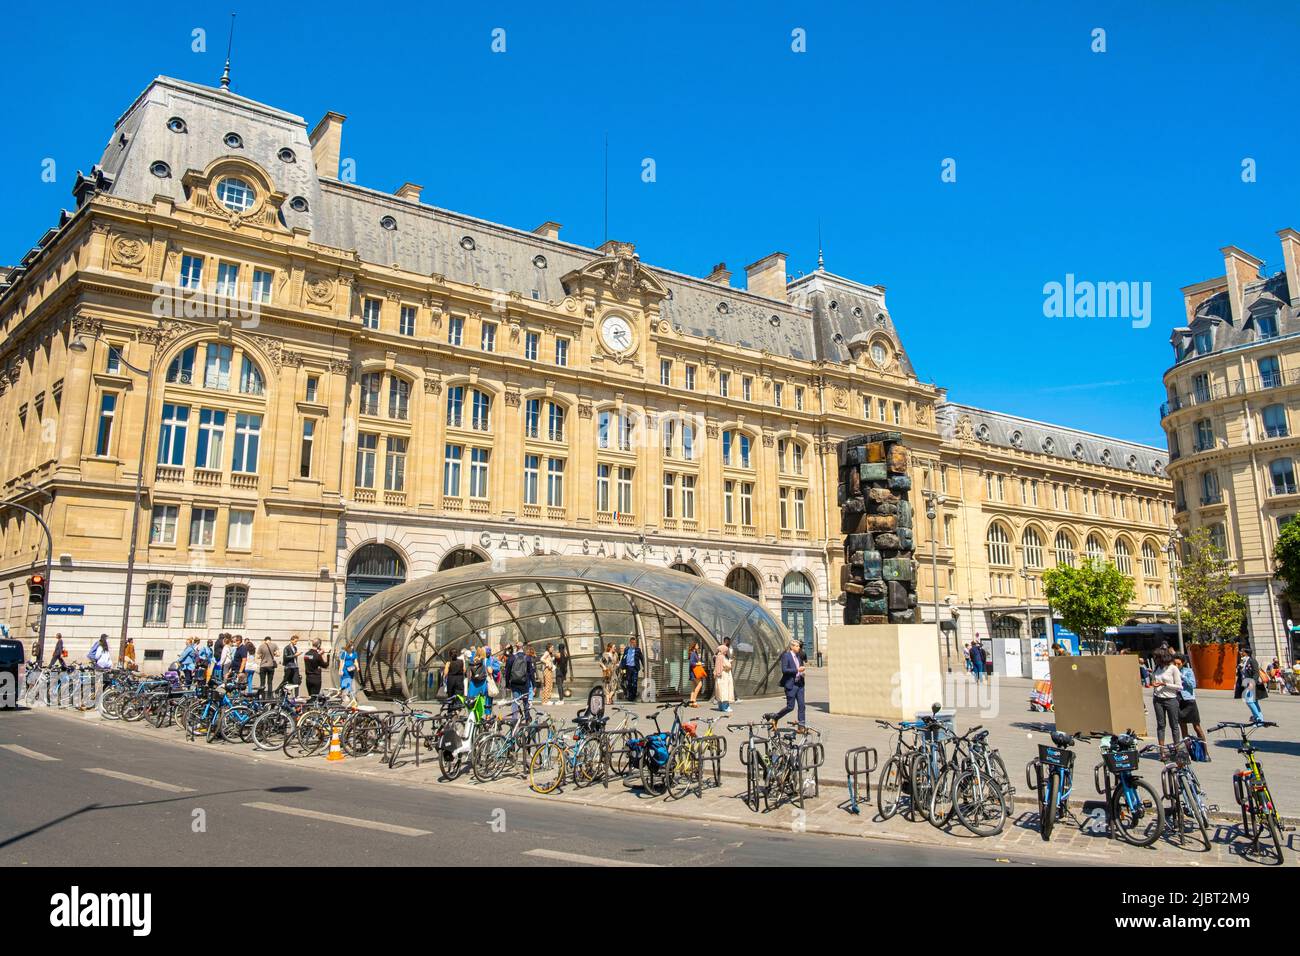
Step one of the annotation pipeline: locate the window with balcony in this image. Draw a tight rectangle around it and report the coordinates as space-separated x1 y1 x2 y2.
1194 419 1214 452
385 437 408 492
523 455 540 505
157 403 189 465
442 444 462 496
446 386 465 428
1263 404 1289 438
470 389 492 431
617 467 634 514
546 457 565 506
355 433 378 489
1270 458 1297 496
596 463 611 512
360 372 382 416
663 472 676 518
547 402 565 442
681 475 696 519
1192 373 1210 403
388 376 410 420
468 447 489 498
739 482 754 526
195 408 226 470
1258 355 1282 389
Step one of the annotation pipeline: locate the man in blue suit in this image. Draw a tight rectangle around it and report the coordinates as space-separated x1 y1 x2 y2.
766 638 807 727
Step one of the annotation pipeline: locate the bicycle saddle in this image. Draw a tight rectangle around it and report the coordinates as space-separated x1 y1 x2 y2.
971 729 989 743
1049 730 1074 748
1115 732 1137 749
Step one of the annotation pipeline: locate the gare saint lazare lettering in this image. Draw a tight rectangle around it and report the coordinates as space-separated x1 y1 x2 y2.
477 531 737 567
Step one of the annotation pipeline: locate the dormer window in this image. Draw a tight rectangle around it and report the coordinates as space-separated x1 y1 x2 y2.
215 177 255 212
167 117 187 134
1100 448 1113 465
1072 443 1085 460
1257 311 1279 339
1010 430 1023 449
289 196 309 212
380 216 397 231
277 148 296 164
150 161 171 179
1194 330 1212 355
975 424 991 442
1042 437 1055 454
223 132 244 149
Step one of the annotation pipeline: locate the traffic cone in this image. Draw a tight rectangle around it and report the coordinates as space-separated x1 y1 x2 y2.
327 722 345 761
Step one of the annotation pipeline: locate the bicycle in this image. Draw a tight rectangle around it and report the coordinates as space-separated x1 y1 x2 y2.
727 721 772 812
1094 730 1164 847
1212 720 1286 865
527 707 608 794
380 696 445 769
437 693 486 780
876 717 928 820
1026 729 1084 841
666 713 727 800
473 695 551 781
930 725 1008 837
1142 738 1211 851
906 706 952 823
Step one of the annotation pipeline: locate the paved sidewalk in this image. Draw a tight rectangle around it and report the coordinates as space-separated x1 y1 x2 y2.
22 696 1295 867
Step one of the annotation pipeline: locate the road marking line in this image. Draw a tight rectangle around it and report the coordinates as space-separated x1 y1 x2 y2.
523 848 661 867
242 801 431 837
0 744 59 761
83 768 194 793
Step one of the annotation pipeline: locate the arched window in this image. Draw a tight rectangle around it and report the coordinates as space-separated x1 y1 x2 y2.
1263 403 1289 439
782 571 814 596
222 584 248 628
183 583 210 626
597 409 637 451
722 430 753 469
1114 539 1133 575
1270 458 1297 496
669 562 699 576
470 389 492 432
1022 527 1044 569
986 522 1012 566
238 355 264 396
1085 534 1106 563
725 567 761 600
1054 531 1076 567
1141 542 1159 578
143 581 172 626
351 543 408 578
437 548 483 572
992 615 1022 641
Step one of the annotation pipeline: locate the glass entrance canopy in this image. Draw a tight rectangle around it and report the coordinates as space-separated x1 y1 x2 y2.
338 556 789 701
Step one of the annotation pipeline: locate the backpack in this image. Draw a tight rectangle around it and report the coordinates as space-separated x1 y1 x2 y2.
471 660 486 683
508 654 529 685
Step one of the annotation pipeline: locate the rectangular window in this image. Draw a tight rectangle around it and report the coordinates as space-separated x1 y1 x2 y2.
596 463 611 512
299 419 315 478
792 442 804 476
779 487 789 530
663 472 675 518
222 586 247 628
216 262 239 297
106 345 123 374
399 304 417 336
471 390 491 431
719 372 730 397
877 398 888 422
685 364 697 391
660 359 672 386
662 418 675 457
355 433 377 488
184 585 209 627
157 403 190 465
95 392 117 456
194 408 227 470
305 376 319 403
548 403 565 442
469 447 490 498
189 507 217 548
525 331 539 361
362 297 382 330
555 337 569 366
742 376 753 402
179 254 203 289
774 382 783 407
448 315 464 346
740 481 754 526
795 387 804 410
204 344 232 390
443 444 463 496
682 422 695 461
793 488 807 531
547 457 565 506
617 466 634 514
388 376 410 420
481 322 497 352
385 437 408 492
523 454 540 505
232 412 261 473
892 401 902 425
227 509 253 549
681 475 696 519
149 505 178 545
252 269 273 304
724 480 735 524
525 398 540 439
446 386 465 428
144 583 171 626
1258 355 1282 389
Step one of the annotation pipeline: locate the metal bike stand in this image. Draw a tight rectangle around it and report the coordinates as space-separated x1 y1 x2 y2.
842 746 878 814
690 734 728 798
798 741 825 800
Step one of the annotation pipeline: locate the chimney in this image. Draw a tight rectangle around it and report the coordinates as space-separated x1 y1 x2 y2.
308 111 346 180
395 182 423 203
1220 245 1263 324
532 221 562 240
706 262 731 286
744 252 788 301
1278 229 1300 308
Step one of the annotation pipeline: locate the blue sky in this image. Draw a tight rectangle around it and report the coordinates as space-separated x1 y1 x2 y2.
3 1 1298 447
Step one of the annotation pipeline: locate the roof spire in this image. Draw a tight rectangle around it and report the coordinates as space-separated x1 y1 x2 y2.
817 217 825 271
219 13 237 91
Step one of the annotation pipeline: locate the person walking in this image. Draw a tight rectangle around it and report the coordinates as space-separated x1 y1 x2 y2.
504 643 534 722
714 637 735 714
120 637 138 672
338 641 360 703
226 637 244 685
554 643 569 702
1173 654 1206 745
600 642 619 704
199 639 215 683
769 638 807 728
466 647 489 712
962 642 972 673
302 639 329 697
525 645 539 701
256 635 278 696
242 637 257 692
686 642 704 707
48 633 66 672
969 639 987 685
178 638 197 686
1235 646 1268 724
621 637 644 702
278 635 301 692
1150 646 1182 748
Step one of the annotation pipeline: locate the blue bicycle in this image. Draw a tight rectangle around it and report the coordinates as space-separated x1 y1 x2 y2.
1026 729 1081 841
1094 730 1164 847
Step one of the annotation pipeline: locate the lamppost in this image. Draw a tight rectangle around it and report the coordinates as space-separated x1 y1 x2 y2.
1 486 54 661
1018 566 1034 650
923 490 949 672
1166 528 1185 654
69 333 155 660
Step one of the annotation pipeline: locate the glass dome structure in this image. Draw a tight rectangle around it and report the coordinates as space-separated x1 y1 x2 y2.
336 556 789 701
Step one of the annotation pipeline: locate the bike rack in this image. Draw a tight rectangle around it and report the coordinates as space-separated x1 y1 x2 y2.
684 734 728 797
797 741 825 799
841 746 878 814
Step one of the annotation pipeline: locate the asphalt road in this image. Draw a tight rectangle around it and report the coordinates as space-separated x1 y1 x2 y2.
0 711 1072 867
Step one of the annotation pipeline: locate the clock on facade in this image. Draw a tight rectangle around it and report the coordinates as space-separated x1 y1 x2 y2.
600 314 634 354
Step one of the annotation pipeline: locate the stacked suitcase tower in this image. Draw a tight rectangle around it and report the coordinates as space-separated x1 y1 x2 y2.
837 431 918 625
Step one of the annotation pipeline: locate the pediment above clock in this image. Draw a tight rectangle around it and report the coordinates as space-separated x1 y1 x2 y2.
561 240 669 303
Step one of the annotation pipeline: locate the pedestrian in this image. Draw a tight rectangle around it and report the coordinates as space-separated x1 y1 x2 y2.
600 642 618 704
338 641 360 703
686 641 704 707
120 637 138 672
1235 645 1268 724
483 645 500 713
963 641 973 673
49 633 66 671
969 639 987 685
1173 654 1206 744
769 637 807 728
225 636 242 684
242 636 257 692
89 635 113 671
540 644 556 703
466 646 489 712
302 639 329 697
621 637 644 701
278 635 301 692
504 642 534 722
714 637 735 714
554 643 569 702
256 635 278 696
178 637 197 687
1150 646 1182 748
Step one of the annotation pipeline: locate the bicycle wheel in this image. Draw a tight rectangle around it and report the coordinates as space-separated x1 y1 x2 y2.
119 696 145 722
1179 773 1210 851
744 749 763 812
343 713 383 757
296 712 333 757
954 769 1006 837
1041 771 1061 841
472 729 504 782
666 740 698 800
929 762 957 829
438 721 469 780
1110 779 1164 847
251 710 291 751
529 740 565 794
988 752 1014 815
219 704 255 743
574 736 607 789
98 688 124 720
762 757 789 813
878 755 905 820
908 751 935 822
1255 810 1285 866
640 752 669 797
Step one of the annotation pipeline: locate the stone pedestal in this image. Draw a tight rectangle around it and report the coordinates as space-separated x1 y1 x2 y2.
1049 655 1145 736
826 624 943 720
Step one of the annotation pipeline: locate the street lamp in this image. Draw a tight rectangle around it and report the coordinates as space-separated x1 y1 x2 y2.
1 485 54 662
69 333 155 660
922 490 949 672
1018 566 1034 650
1166 528 1185 655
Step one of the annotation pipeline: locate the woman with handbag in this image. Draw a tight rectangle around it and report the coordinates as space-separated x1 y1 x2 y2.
540 644 557 703
1235 646 1268 724
714 638 735 715
686 642 705 707
600 642 618 705
554 643 569 701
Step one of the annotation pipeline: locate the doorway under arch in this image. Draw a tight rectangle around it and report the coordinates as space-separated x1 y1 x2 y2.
780 571 814 653
726 566 761 601
669 562 699 576
345 543 407 617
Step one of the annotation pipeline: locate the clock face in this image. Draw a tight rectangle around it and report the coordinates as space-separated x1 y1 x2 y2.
600 314 634 353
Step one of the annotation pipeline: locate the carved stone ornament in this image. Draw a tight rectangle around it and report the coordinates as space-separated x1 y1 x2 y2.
504 390 521 408
706 421 720 439
109 234 147 269
577 401 594 419
135 319 194 345
72 315 103 337
254 335 303 369
833 387 848 410
328 358 354 376
914 401 931 425
956 415 975 441
304 275 335 306
762 431 775 447
423 376 442 395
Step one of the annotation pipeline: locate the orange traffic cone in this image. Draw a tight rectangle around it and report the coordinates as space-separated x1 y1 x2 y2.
327 722 345 761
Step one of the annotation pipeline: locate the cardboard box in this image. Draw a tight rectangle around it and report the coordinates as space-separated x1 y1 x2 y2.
1049 655 1146 736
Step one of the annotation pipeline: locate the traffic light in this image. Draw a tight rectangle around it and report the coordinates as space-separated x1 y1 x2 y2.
27 573 45 604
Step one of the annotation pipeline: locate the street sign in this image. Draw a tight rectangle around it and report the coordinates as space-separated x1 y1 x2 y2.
47 604 84 616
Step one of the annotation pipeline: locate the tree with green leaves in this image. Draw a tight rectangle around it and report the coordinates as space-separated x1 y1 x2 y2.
1176 527 1245 643
1042 558 1135 653
1273 519 1300 606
